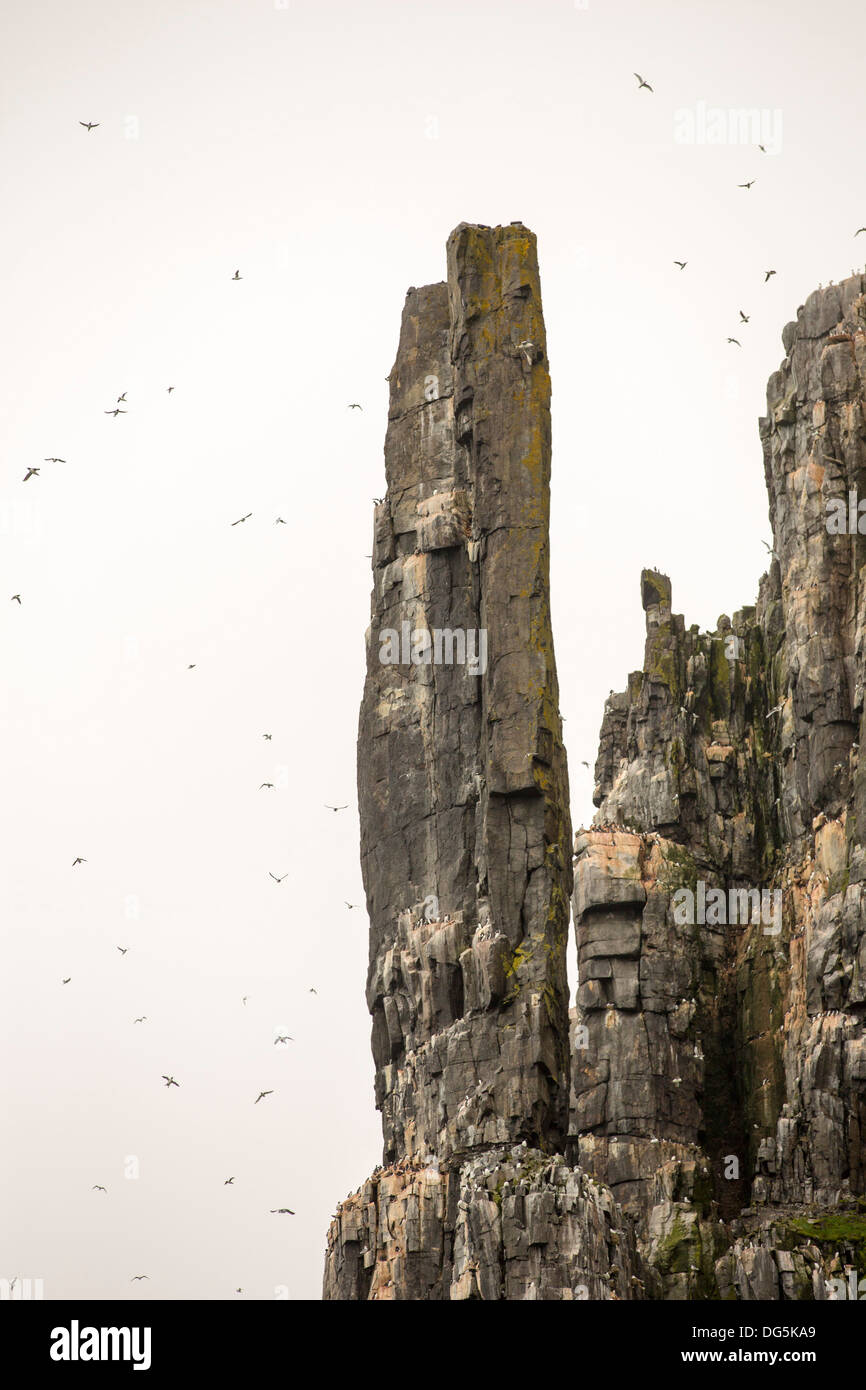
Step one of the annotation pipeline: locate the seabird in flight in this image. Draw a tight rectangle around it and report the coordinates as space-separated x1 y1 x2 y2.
633 73 652 91
79 121 100 131
254 1090 273 1104
23 467 39 481
162 1075 179 1088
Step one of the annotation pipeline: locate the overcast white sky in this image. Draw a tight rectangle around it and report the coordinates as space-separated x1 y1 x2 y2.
2 0 864 1301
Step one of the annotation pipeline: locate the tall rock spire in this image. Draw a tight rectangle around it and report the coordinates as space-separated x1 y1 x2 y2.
324 226 643 1301
359 222 572 1165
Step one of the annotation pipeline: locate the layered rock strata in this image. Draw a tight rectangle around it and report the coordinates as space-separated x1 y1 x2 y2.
571 274 866 1297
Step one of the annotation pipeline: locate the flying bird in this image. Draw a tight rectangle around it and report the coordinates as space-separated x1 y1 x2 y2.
232 270 242 280
167 386 174 393
62 977 71 984
131 1275 149 1282
348 403 363 410
309 988 318 995
275 517 287 524
92 1185 107 1193
673 260 687 270
104 408 126 416
739 310 750 323
259 782 274 790
758 144 766 153
11 594 20 604
187 663 196 669
269 872 288 882
344 902 360 910
738 180 755 190
44 457 65 463
764 270 776 282
580 760 590 768
72 857 87 867
231 513 252 526
117 393 127 403
325 804 348 812
270 1208 295 1215
162 1075 179 1088
274 1035 293 1045
116 946 129 955
224 1177 235 1185
254 1090 273 1104
263 733 272 740
727 337 742 346
633 73 653 91
23 467 39 481
79 121 100 131
242 996 249 1006
133 1016 147 1024
856 229 866 237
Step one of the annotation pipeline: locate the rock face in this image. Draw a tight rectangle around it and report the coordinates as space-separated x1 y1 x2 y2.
324 236 866 1299
572 273 866 1298
359 223 572 1168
